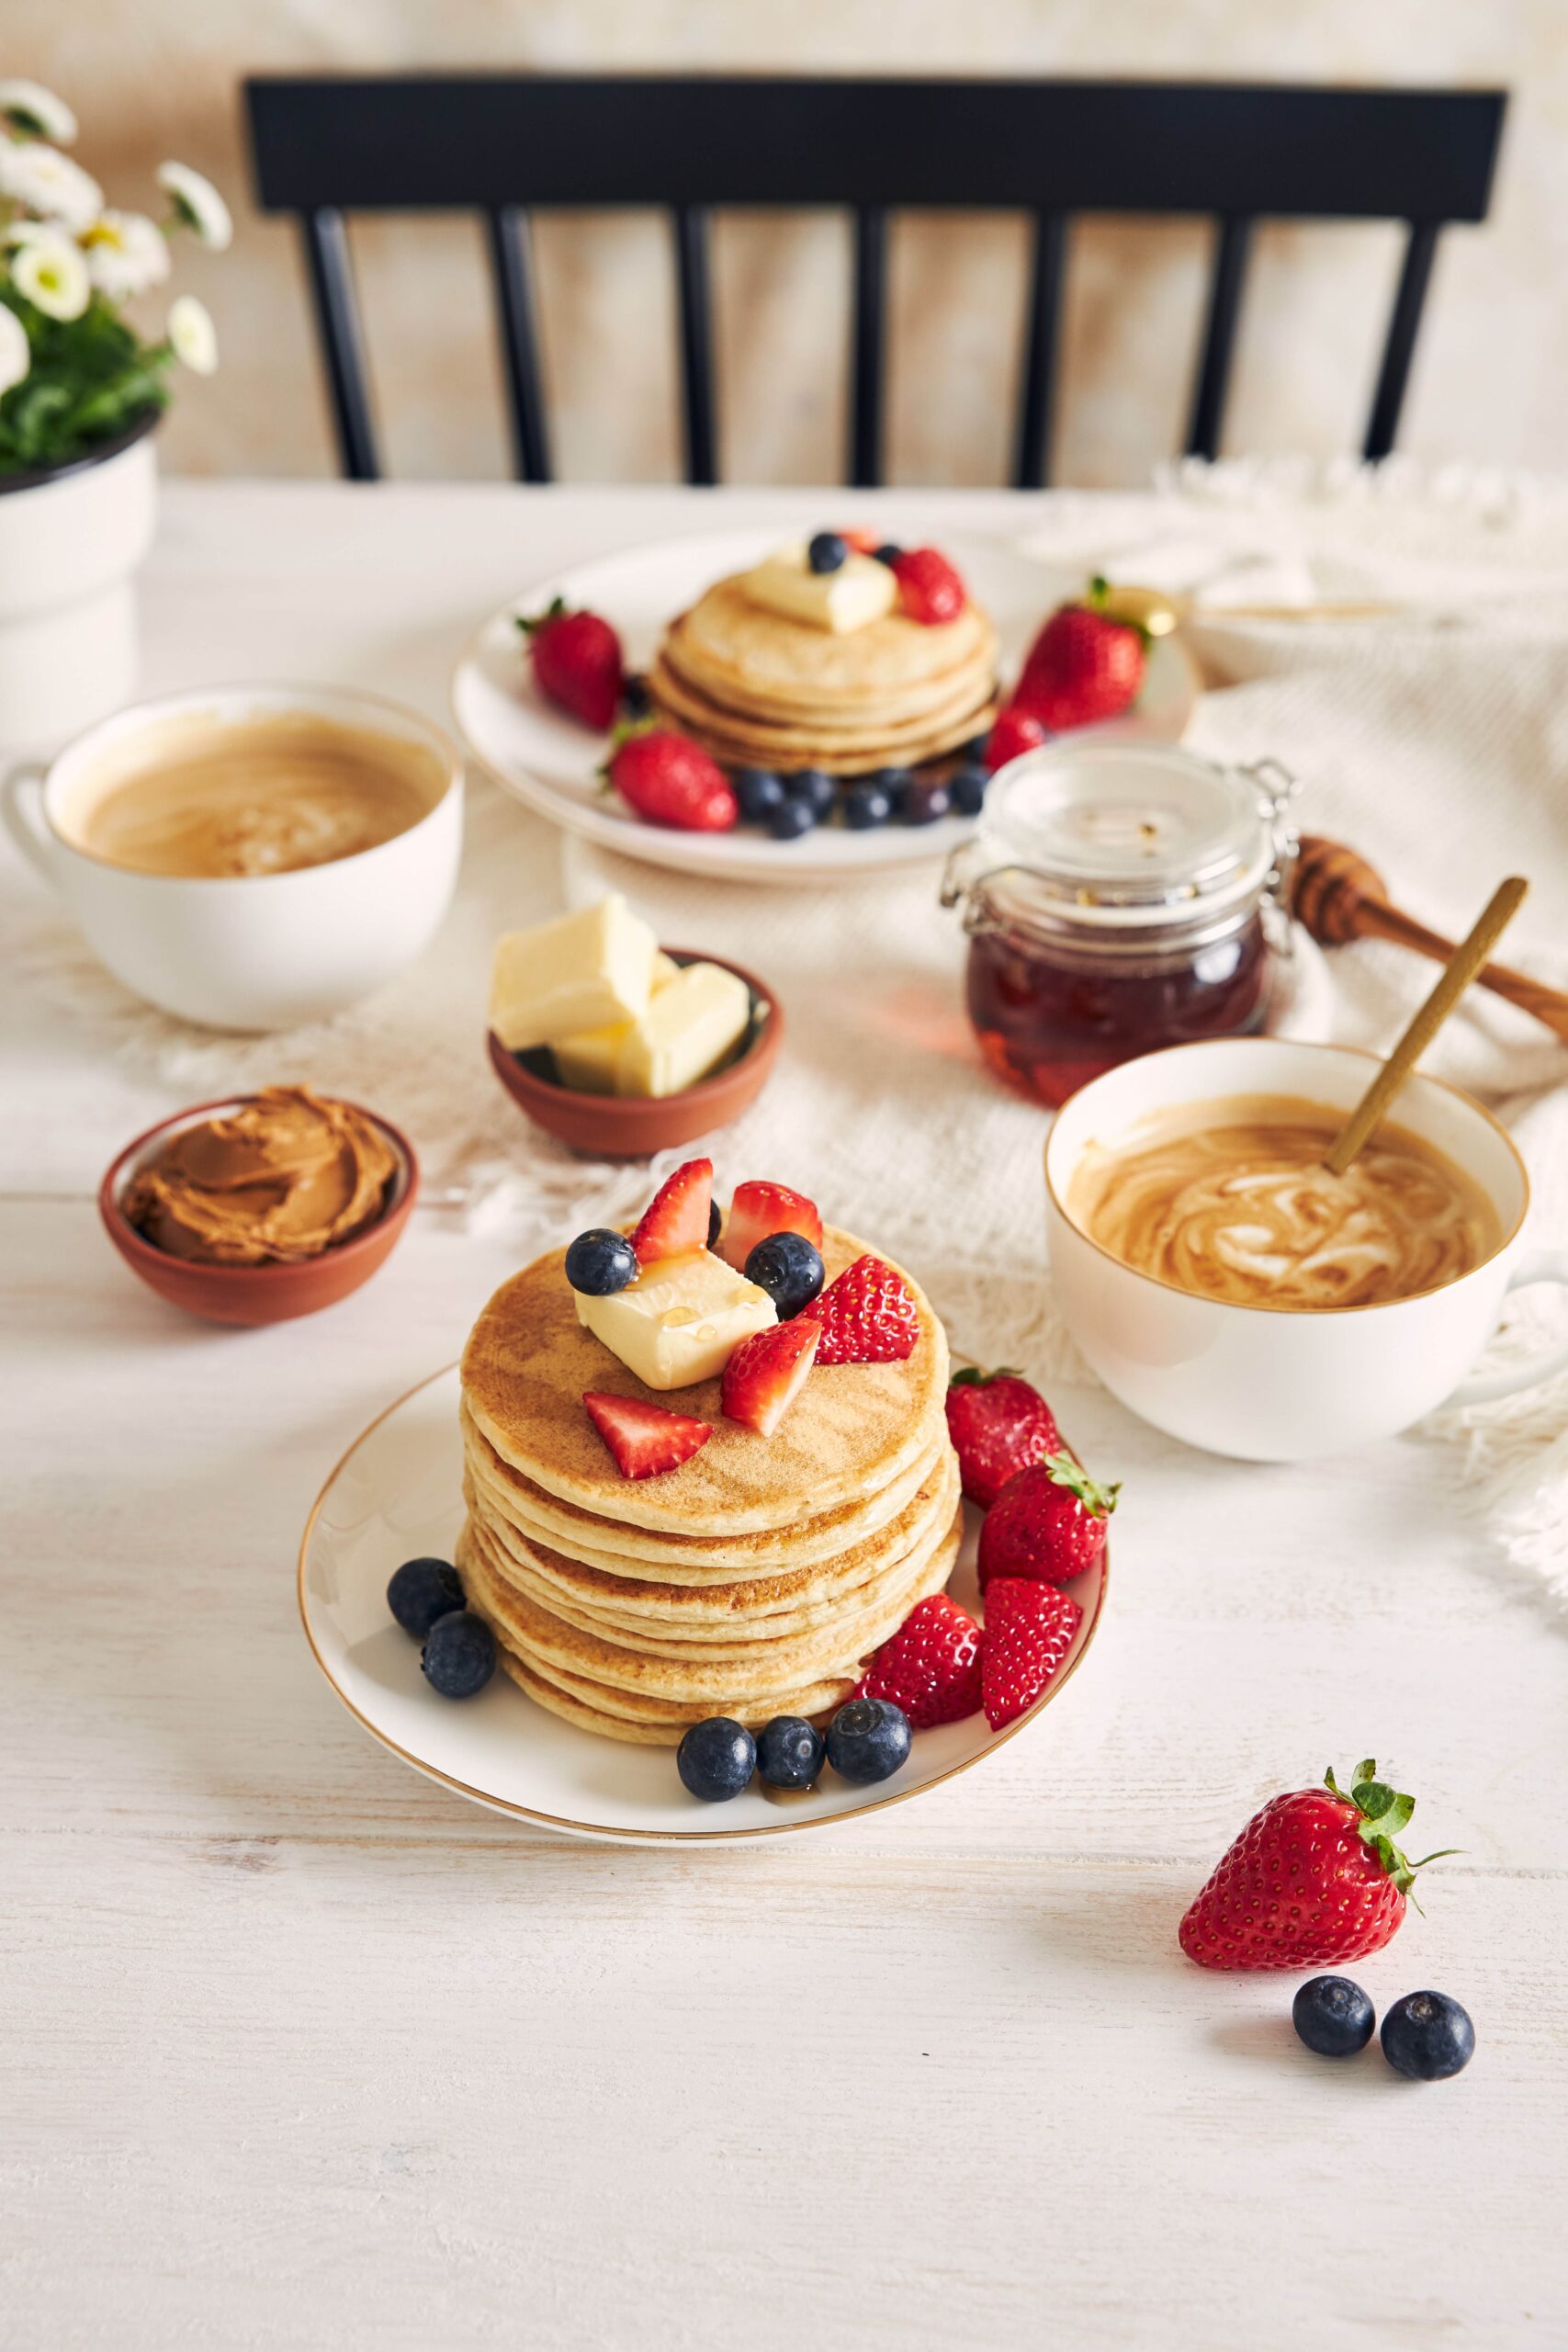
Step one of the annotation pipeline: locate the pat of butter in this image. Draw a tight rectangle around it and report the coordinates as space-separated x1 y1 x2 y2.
553 953 684 1094
576 1249 775 1389
743 543 897 635
615 961 750 1100
490 894 658 1053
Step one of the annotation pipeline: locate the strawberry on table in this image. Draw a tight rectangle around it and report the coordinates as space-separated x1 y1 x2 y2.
946 1367 1062 1510
631 1157 714 1265
807 1254 920 1366
717 1179 823 1272
976 1453 1118 1589
985 705 1047 773
518 596 624 730
1179 1760 1456 1971
1014 576 1146 731
855 1593 983 1729
890 547 967 626
981 1578 1082 1729
722 1318 819 1437
582 1391 713 1479
605 724 739 832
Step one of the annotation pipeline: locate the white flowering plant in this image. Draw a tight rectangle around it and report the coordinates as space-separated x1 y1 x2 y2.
0 81 229 475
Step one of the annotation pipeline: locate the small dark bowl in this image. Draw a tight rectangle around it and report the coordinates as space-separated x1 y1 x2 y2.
99 1094 418 1326
488 947 781 1158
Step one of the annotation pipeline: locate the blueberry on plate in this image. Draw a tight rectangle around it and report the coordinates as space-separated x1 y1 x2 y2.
757 1714 826 1791
960 730 991 759
1292 1975 1375 2057
900 778 951 826
807 531 848 575
678 1716 757 1802
788 768 837 820
825 1696 911 1784
421 1609 496 1699
708 1197 723 1249
843 781 894 831
734 765 785 823
1381 1990 1475 2080
620 673 653 718
388 1556 465 1640
745 1231 826 1318
564 1227 638 1295
948 761 989 818
769 796 817 842
872 542 903 567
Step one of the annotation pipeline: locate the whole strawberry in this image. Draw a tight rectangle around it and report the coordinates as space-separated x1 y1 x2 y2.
890 547 967 626
1179 1761 1455 1972
981 1578 1082 1729
985 705 1048 773
946 1366 1061 1510
605 725 739 832
519 596 624 730
976 1452 1118 1589
855 1593 982 1728
1015 577 1145 730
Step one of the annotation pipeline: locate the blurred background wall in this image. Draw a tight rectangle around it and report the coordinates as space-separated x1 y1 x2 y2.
14 1 1561 486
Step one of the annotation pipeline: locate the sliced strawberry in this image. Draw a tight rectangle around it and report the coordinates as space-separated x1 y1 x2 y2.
981 1578 1082 1729
717 1179 824 1272
631 1158 714 1266
721 1318 819 1437
582 1391 712 1479
839 527 880 555
890 547 967 626
854 1593 982 1728
807 1254 919 1366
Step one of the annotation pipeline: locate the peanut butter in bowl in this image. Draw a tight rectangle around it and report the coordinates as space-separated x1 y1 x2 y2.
122 1087 399 1268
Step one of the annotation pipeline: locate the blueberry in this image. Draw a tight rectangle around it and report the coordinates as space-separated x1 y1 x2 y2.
843 782 894 831
707 1197 722 1250
388 1556 465 1640
872 542 903 567
960 731 991 759
757 1714 826 1791
948 761 989 817
677 1716 757 1802
620 673 653 718
788 768 837 820
768 797 817 841
900 778 951 826
825 1696 911 1784
564 1227 638 1295
734 765 785 823
421 1609 496 1699
1380 1990 1475 2081
807 532 848 574
744 1231 825 1318
1292 1975 1376 2058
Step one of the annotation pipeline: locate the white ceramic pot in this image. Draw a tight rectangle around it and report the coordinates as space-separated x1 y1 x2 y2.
1 681 465 1031
0 420 158 750
1043 1036 1568 1461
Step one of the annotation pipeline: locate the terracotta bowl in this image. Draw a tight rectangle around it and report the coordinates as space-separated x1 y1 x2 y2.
98 1095 419 1327
488 948 781 1158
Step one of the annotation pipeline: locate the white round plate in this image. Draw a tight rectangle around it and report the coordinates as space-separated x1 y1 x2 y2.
451 526 1201 886
299 1364 1108 1845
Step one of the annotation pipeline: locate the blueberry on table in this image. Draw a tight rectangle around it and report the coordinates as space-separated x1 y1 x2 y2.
678 1716 757 1801
565 1228 638 1295
1381 1990 1475 2080
1292 1975 1375 2057
387 1556 465 1640
900 778 951 826
826 1696 911 1784
421 1609 496 1698
734 765 785 823
843 783 894 831
769 797 817 842
744 1231 826 1318
872 543 903 567
788 768 837 820
949 762 989 817
757 1714 826 1791
807 531 848 574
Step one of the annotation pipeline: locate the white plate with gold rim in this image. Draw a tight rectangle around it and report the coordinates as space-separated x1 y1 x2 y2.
299 1363 1109 1846
450 527 1201 887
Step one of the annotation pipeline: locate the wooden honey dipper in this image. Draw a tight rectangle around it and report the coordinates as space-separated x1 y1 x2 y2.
1291 834 1568 1046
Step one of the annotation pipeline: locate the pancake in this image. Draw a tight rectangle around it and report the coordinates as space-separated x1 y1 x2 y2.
649 693 999 778
660 626 995 729
649 655 997 775
671 574 994 705
495 1651 831 1746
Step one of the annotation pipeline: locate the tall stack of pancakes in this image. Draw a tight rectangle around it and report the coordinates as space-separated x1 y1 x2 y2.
650 572 998 776
457 1227 962 1744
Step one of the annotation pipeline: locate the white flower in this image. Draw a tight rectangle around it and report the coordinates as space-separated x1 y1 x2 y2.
167 292 218 374
0 136 101 232
83 209 171 300
0 304 29 394
10 232 90 322
157 161 231 252
0 80 77 144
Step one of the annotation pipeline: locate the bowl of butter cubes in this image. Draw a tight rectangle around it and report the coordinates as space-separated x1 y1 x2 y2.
487 893 782 1156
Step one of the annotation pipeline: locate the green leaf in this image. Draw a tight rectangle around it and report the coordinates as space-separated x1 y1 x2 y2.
948 1364 1025 1389
1041 1450 1120 1518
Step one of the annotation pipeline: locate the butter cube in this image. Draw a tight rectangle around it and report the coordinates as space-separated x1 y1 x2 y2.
615 961 751 1099
490 895 657 1053
743 543 897 634
552 951 685 1092
576 1249 775 1389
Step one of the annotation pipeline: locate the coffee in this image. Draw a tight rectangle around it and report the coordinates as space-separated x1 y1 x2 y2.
1066 1092 1501 1310
66 709 445 879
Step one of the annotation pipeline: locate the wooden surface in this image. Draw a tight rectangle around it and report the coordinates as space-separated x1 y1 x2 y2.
5 484 1566 2351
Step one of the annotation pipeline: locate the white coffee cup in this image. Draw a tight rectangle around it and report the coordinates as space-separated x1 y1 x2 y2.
2 682 464 1031
1044 1036 1568 1461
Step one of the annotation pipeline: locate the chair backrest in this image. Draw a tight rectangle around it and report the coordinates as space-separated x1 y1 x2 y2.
244 74 1506 488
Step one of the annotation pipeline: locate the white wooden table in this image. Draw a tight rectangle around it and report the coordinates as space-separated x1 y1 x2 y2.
5 484 1565 2352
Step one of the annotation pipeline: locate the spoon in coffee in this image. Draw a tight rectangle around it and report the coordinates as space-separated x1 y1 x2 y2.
1323 876 1529 1177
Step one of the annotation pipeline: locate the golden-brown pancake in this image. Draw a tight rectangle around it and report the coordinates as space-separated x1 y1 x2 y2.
669 573 994 704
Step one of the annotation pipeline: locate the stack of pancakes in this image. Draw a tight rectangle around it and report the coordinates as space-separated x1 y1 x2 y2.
457 1227 962 1745
650 572 998 776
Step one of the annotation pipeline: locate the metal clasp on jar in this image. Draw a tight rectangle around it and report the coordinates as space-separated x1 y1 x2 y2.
1238 757 1301 962
940 838 1012 933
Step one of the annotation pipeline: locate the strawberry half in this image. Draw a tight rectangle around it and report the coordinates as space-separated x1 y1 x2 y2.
890 547 966 626
718 1180 823 1272
722 1318 819 1437
582 1391 712 1479
605 724 739 832
946 1367 1061 1510
631 1158 713 1266
1015 577 1145 730
807 1254 920 1366
855 1593 982 1728
981 1577 1082 1729
976 1453 1119 1589
518 597 624 731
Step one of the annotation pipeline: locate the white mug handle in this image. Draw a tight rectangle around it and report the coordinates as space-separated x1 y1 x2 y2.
1446 1250 1568 1408
1 761 62 890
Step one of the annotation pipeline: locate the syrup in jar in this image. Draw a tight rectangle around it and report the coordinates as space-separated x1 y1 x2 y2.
942 743 1296 1108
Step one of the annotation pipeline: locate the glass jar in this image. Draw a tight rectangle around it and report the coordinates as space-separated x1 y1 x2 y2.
942 742 1298 1108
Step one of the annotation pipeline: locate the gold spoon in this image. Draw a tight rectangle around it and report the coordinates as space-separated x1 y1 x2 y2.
1323 876 1529 1177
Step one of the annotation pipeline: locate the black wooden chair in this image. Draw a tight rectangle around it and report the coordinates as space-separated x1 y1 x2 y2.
244 74 1506 489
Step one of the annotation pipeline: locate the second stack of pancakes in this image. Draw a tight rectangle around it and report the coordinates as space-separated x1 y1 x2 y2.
457 1227 962 1745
